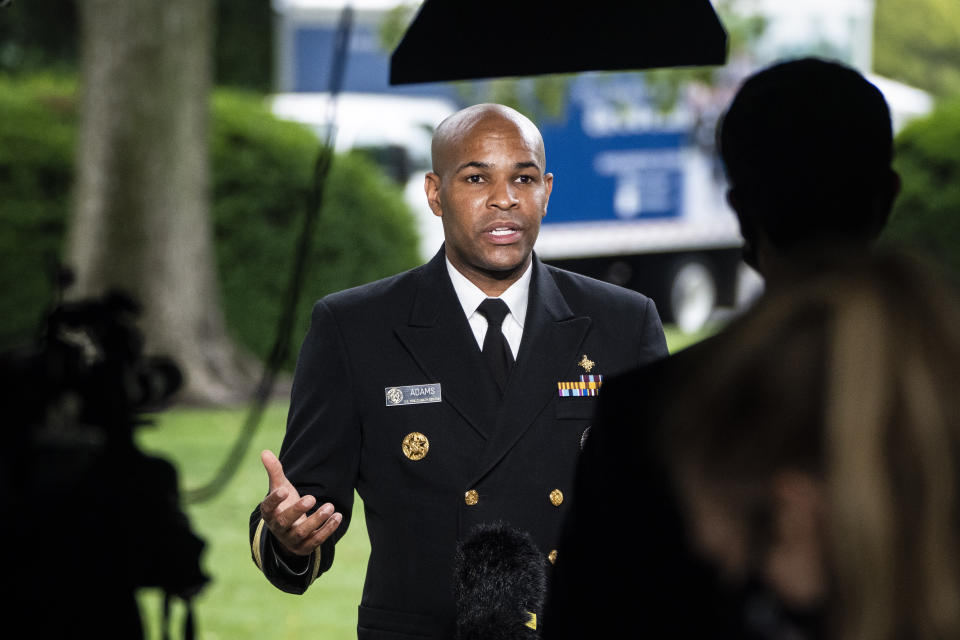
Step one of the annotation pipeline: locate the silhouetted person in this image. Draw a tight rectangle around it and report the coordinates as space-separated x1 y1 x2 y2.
663 251 960 640
719 57 900 287
543 57 901 639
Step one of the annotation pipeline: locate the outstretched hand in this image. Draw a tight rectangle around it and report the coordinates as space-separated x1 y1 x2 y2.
259 450 342 557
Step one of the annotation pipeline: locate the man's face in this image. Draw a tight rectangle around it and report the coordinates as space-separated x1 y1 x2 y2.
425 115 553 291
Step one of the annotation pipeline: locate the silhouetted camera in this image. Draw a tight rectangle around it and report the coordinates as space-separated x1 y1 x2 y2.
2 282 183 437
0 272 207 638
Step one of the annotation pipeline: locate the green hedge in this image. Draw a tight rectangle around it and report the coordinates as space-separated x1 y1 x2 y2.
210 89 422 365
882 98 960 280
0 76 421 366
0 75 75 344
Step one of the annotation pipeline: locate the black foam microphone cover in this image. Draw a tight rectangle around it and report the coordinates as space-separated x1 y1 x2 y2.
454 521 547 640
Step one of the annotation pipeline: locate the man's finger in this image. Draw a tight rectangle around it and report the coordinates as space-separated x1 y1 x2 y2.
294 500 333 531
261 449 287 492
259 487 290 517
285 502 337 547
294 510 343 554
272 494 318 530
315 510 343 541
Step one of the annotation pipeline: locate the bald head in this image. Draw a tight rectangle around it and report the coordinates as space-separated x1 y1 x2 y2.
431 104 546 177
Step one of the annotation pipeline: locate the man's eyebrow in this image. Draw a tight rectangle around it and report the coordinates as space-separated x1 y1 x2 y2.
455 161 490 173
454 160 542 173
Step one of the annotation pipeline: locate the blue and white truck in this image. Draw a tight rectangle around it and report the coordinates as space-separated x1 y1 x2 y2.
270 0 931 331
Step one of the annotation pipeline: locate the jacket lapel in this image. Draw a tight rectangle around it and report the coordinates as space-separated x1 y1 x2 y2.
394 249 501 440
469 256 591 484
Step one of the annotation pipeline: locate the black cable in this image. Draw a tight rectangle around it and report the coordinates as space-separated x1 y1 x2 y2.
183 4 354 504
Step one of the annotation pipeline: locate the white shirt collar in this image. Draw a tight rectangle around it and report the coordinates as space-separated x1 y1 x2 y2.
445 257 531 328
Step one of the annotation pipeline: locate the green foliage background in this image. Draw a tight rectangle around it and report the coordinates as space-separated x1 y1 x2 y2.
881 97 960 281
874 0 960 98
0 74 75 345
0 0 77 74
0 76 422 367
210 89 422 366
0 0 274 91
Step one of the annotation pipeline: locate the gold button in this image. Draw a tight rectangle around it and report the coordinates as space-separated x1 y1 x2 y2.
401 432 429 460
465 489 479 506
548 549 558 564
549 489 564 506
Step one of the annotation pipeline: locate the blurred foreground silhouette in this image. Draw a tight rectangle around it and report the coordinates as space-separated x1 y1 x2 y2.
0 274 208 638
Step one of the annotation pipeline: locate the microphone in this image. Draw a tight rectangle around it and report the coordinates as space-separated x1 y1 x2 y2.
453 521 547 640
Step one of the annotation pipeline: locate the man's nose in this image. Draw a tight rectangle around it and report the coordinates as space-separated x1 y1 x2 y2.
488 180 519 210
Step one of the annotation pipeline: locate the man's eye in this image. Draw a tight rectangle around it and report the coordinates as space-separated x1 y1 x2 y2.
516 175 535 184
466 175 484 183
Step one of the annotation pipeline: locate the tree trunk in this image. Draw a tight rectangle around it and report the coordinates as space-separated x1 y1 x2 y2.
68 0 259 405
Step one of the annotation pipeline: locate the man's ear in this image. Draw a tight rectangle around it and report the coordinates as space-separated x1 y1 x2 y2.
542 172 554 218
728 188 761 272
424 172 443 218
725 187 741 215
871 168 901 238
727 187 755 240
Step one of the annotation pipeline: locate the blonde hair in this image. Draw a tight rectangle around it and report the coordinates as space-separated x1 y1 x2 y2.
669 251 960 639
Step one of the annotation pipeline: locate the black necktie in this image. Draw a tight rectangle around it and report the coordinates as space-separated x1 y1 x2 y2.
477 298 514 393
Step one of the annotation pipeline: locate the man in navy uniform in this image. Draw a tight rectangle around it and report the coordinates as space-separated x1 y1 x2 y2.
249 103 668 639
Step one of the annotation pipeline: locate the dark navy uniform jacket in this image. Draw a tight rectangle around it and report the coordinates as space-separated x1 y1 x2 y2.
249 247 668 639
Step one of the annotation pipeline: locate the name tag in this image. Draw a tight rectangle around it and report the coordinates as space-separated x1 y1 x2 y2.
385 383 442 406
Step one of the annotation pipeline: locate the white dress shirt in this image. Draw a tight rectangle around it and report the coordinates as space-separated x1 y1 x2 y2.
445 258 531 359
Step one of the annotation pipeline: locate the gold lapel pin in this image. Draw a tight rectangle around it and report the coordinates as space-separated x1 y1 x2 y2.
578 354 595 373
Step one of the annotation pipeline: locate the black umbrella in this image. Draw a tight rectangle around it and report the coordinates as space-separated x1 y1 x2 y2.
390 0 728 85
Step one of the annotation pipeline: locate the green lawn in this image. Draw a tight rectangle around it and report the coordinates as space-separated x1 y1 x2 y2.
663 323 715 353
133 324 708 638
135 405 367 640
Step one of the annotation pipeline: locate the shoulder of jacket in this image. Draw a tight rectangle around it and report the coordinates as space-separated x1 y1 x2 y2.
317 263 425 312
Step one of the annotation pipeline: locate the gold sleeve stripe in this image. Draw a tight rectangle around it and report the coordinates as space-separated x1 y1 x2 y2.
254 517 325 582
252 518 266 571
310 548 324 584
525 612 537 630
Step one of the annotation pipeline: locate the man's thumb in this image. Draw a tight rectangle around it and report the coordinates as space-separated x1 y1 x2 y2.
261 449 287 490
